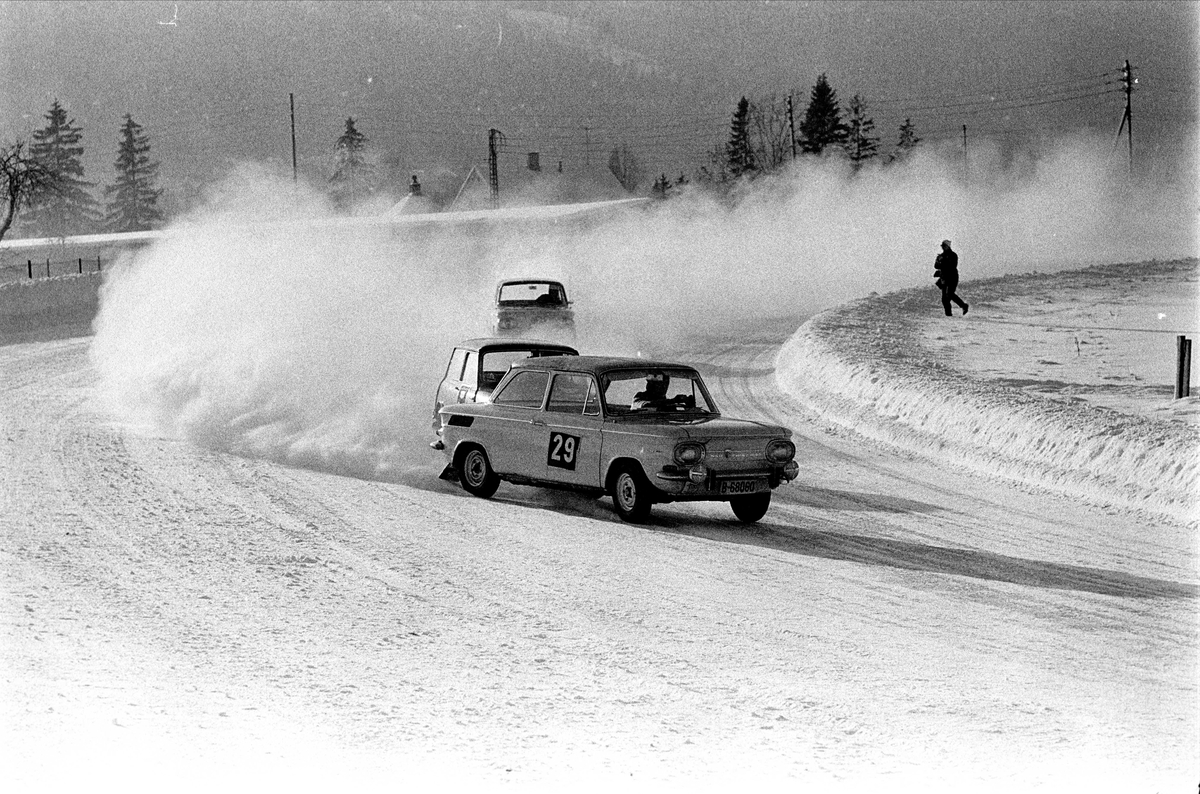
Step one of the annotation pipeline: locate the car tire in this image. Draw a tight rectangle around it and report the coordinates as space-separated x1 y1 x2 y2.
459 446 500 498
611 464 653 523
730 492 771 523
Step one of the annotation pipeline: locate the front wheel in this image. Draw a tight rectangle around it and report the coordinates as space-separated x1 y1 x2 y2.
611 465 654 523
459 446 500 498
730 492 771 523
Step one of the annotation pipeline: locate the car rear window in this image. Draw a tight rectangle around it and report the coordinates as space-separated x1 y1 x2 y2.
497 282 566 306
480 349 539 390
491 370 549 409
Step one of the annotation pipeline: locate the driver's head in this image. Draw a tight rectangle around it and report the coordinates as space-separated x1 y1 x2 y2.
644 370 669 395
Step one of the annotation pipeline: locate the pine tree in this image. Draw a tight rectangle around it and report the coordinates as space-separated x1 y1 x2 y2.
103 114 164 233
23 100 99 237
798 74 848 155
725 96 756 178
329 117 374 209
843 94 880 169
887 118 921 163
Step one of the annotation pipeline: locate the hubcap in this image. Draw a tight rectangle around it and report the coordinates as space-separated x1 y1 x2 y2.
465 452 484 485
616 473 636 509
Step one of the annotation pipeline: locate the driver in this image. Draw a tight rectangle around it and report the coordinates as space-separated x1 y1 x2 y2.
631 370 670 410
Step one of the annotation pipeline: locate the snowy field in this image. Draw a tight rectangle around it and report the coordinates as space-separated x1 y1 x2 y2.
2 257 1197 792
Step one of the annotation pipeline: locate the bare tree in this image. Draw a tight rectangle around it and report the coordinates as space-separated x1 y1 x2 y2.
748 95 792 172
0 141 55 244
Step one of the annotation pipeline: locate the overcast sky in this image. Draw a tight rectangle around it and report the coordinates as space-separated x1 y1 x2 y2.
1 1 1195 208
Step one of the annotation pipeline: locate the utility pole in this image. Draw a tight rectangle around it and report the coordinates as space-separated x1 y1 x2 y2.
289 93 298 182
1116 59 1135 178
488 128 503 208
787 94 797 160
962 124 968 184
583 126 590 167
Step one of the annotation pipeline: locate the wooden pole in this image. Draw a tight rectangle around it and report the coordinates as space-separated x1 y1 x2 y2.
1185 337 1193 398
290 93 298 182
78 257 82 274
45 258 50 278
27 259 32 279
1177 335 1188 399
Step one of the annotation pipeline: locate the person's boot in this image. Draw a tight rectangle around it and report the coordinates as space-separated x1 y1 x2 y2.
963 303 969 315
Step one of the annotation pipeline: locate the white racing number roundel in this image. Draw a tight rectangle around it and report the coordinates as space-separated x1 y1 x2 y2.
547 432 580 471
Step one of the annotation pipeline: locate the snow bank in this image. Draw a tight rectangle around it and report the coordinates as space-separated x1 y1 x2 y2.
776 260 1199 525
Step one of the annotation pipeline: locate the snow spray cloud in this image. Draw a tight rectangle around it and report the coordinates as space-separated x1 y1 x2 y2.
91 164 492 483
91 134 1195 483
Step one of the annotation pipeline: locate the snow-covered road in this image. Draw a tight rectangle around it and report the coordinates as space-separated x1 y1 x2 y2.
2 308 1195 792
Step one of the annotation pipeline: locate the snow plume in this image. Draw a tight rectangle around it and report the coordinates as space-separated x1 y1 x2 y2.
551 131 1196 353
91 164 486 482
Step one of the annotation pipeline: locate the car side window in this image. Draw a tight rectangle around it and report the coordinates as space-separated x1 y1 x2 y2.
445 348 468 380
491 370 549 409
461 351 478 388
546 373 596 414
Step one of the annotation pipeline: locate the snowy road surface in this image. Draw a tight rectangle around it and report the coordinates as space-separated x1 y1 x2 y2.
2 306 1195 792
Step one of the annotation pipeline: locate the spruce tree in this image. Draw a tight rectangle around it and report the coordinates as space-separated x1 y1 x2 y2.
103 114 164 233
843 94 880 168
798 74 848 156
329 117 374 209
725 96 756 178
888 118 921 163
24 99 99 237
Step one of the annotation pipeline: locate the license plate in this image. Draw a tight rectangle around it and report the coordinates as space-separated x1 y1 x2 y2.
719 479 767 495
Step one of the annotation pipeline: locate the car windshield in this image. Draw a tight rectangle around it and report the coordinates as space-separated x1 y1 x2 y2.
497 282 567 306
601 368 717 416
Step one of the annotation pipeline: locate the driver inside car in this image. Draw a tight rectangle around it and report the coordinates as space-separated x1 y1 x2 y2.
631 370 670 410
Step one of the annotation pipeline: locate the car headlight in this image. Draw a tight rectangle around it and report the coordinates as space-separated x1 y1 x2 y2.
765 439 795 463
673 441 706 466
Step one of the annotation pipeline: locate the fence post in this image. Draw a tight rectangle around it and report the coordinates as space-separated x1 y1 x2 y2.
97 255 101 272
78 257 82 274
1185 337 1193 398
45 258 50 278
1177 335 1192 399
27 259 32 279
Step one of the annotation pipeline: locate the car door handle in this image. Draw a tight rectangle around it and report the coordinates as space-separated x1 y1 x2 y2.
530 418 546 426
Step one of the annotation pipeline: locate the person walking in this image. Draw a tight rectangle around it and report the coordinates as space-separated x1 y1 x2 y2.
934 239 969 316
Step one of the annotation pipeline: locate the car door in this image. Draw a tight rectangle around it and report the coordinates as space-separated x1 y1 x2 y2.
540 372 603 488
482 368 550 478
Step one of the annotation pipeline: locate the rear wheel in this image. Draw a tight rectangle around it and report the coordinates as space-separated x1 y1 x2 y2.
730 492 771 523
459 446 500 498
611 465 653 522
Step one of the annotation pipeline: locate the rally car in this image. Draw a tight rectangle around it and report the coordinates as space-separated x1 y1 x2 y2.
491 278 575 340
435 355 799 523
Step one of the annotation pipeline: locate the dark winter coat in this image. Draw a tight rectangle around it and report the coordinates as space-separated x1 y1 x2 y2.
934 248 959 288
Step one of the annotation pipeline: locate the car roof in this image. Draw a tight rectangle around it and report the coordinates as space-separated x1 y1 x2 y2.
455 337 578 354
496 278 565 287
510 355 698 376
